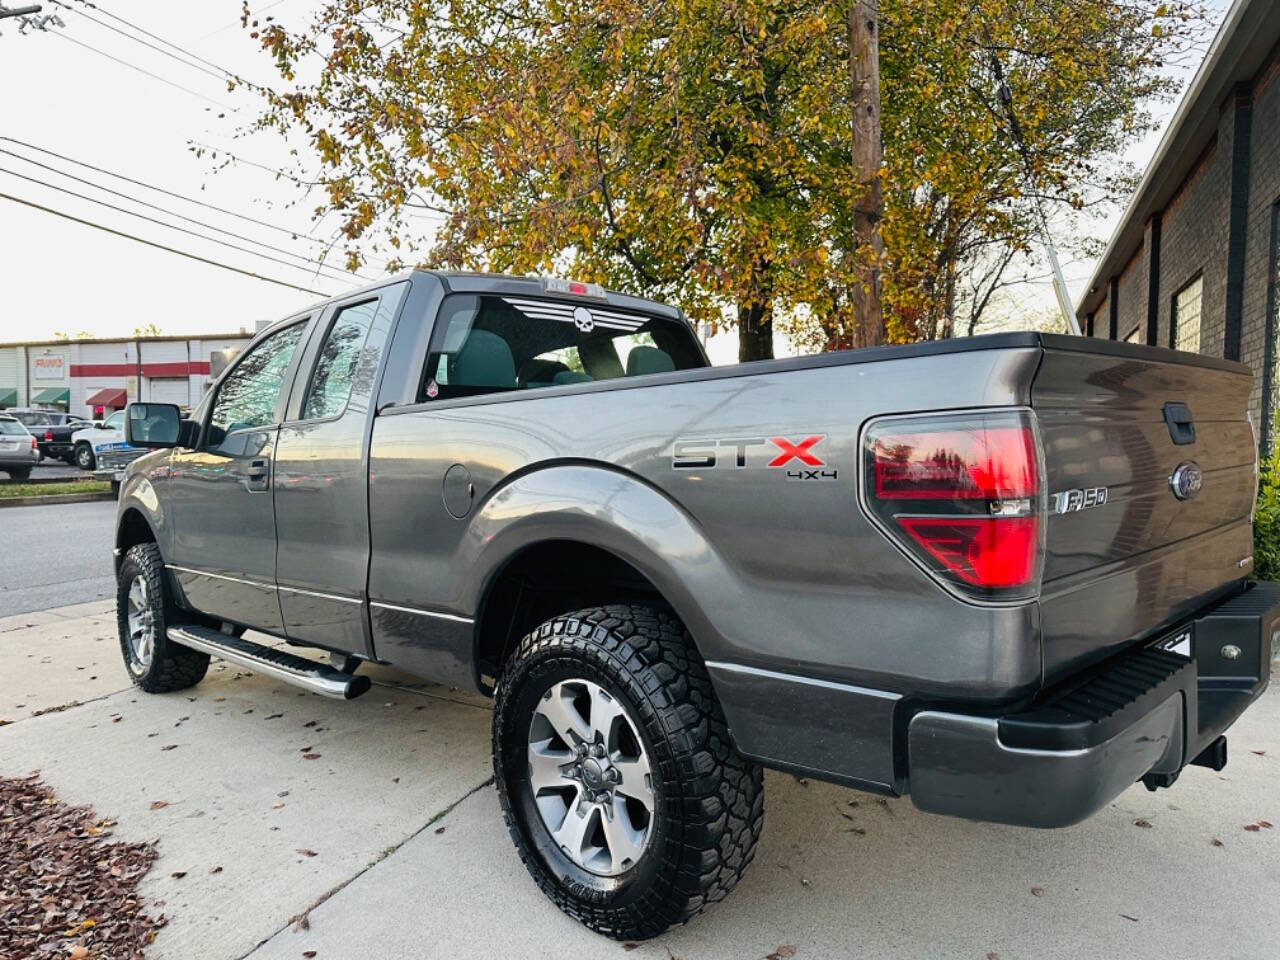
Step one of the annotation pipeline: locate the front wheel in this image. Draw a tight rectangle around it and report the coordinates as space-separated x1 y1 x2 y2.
116 543 210 693
74 443 96 471
493 605 764 940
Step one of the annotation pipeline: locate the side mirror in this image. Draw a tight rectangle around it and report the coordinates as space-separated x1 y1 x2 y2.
125 402 185 448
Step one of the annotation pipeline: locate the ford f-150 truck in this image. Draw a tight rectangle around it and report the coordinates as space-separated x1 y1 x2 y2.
112 270 1277 940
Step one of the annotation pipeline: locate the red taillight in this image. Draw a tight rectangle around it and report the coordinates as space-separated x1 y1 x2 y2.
864 413 1043 601
31 436 38 450
874 427 1037 499
44 430 53 441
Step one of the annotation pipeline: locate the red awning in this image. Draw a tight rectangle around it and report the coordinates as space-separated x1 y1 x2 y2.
85 388 128 409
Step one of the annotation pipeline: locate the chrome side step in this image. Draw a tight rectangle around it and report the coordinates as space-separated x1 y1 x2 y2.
167 625 372 700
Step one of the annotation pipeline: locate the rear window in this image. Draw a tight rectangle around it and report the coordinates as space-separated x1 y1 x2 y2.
0 419 28 436
418 294 704 402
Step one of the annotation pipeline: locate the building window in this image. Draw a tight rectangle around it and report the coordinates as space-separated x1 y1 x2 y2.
1171 275 1203 354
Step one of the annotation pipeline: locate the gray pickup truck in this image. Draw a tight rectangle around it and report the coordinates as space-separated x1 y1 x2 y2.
113 270 1277 939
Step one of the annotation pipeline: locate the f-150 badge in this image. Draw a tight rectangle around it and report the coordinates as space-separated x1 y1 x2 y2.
673 435 836 480
1051 486 1108 514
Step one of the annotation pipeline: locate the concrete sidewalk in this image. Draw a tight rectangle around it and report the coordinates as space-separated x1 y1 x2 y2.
2 603 1278 959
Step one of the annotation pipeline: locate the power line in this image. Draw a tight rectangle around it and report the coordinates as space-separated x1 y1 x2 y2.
50 0 237 86
0 165 359 283
189 0 285 44
0 146 375 282
46 28 233 109
2 137 334 248
0 137 393 271
0 190 330 295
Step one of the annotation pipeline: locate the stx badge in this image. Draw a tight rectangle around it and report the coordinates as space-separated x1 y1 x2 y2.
673 435 836 480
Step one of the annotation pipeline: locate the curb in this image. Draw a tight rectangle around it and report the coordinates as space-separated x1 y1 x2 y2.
0 492 115 509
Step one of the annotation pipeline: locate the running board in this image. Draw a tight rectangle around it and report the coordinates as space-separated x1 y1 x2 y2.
167 625 372 700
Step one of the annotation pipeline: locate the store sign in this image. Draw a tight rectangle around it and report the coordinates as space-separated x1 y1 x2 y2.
33 354 65 380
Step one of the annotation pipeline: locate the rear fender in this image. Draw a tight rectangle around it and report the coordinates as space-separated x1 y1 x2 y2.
462 463 738 664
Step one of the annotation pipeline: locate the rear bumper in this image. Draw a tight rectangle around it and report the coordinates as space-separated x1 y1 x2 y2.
908 581 1279 827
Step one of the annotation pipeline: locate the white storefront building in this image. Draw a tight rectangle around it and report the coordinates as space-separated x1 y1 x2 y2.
0 333 254 417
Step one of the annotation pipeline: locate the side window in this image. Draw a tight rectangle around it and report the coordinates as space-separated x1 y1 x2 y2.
301 300 377 420
419 294 704 402
206 323 305 453
104 412 124 430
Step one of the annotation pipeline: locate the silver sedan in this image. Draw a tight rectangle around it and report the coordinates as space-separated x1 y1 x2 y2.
0 415 42 479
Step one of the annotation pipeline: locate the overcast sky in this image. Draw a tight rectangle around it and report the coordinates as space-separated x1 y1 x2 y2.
0 0 1232 347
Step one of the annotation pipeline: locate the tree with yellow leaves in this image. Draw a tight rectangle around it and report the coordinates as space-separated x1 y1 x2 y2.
242 0 1203 357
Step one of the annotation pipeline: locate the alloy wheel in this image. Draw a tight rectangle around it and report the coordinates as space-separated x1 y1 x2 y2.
526 678 654 876
126 575 155 669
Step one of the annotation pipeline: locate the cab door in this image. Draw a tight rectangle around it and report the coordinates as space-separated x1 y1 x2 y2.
167 320 310 634
272 283 406 656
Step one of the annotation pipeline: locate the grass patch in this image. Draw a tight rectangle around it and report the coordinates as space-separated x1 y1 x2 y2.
0 480 110 499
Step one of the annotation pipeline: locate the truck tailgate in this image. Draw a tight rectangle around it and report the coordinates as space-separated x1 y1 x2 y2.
1032 337 1257 683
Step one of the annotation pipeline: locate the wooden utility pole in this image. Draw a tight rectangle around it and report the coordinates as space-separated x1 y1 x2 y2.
849 0 885 347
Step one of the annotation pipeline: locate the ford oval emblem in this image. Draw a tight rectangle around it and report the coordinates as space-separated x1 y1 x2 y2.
1169 460 1203 501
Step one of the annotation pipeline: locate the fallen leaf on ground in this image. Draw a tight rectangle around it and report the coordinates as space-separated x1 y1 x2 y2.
160 744 178 751
1244 824 1262 832
434 826 446 835
1120 914 1139 923
766 947 797 960
1211 838 1224 847
1133 818 1153 828
210 865 223 874
170 871 186 879
266 713 284 720
149 801 169 810
303 952 317 958
297 849 318 858
1259 820 1273 829
1030 886 1045 897
1252 750 1265 756
302 753 321 760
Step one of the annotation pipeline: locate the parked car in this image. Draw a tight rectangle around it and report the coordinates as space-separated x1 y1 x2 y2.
110 271 1278 940
40 417 96 463
71 410 126 471
0 415 42 479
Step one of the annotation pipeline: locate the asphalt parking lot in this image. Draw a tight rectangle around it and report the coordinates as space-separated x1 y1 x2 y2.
2 594 1277 960
0 499 116 616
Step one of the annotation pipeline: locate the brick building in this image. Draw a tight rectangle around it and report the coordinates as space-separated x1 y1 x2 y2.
0 333 253 417
1076 0 1280 453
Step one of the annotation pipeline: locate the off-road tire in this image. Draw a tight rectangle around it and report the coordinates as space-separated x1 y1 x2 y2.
75 443 95 471
493 604 764 940
6 467 31 480
116 543 210 693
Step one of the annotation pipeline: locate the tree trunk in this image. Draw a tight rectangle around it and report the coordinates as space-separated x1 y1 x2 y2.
850 0 885 348
737 299 775 362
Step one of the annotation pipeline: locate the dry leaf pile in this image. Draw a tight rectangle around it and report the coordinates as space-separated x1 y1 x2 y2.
0 774 166 959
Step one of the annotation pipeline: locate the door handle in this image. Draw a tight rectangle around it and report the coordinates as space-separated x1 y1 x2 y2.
245 457 271 491
1163 403 1196 446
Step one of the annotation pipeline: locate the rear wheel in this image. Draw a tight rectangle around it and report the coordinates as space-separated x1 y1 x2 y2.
116 543 209 693
493 604 764 940
6 467 31 480
74 443 95 471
